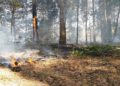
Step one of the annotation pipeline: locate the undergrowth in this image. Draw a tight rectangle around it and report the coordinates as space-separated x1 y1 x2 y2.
71 45 115 57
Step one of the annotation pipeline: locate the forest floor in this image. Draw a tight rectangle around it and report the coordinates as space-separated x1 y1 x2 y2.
0 50 120 86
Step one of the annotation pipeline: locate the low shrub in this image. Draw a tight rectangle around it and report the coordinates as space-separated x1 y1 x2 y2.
71 45 114 57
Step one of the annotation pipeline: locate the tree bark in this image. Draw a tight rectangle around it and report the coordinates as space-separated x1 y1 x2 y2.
76 0 79 44
59 0 66 45
105 0 112 43
92 0 96 43
32 0 39 41
113 1 120 38
85 0 88 45
11 6 16 41
11 8 15 35
99 0 112 44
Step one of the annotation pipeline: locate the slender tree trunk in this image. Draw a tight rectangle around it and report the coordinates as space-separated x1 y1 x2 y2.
23 1 28 39
32 0 39 42
105 0 112 43
11 8 15 35
25 4 28 39
59 0 66 45
76 0 79 44
85 0 88 45
113 1 120 38
99 0 112 44
99 0 106 43
90 28 92 43
11 7 16 41
92 0 96 43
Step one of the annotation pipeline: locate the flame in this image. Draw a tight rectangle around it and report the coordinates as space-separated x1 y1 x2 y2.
27 57 36 64
33 16 37 32
9 56 36 68
10 57 18 67
10 56 21 67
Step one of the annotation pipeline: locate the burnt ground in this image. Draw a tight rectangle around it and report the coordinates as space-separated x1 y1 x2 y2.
19 56 120 86
0 48 120 86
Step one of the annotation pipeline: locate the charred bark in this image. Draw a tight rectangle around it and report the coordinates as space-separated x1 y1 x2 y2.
32 0 39 42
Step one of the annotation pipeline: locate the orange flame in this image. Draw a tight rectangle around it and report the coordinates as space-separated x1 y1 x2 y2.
10 56 23 67
33 16 37 32
10 57 18 67
27 57 36 64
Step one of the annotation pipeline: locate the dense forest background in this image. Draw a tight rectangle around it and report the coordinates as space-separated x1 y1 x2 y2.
0 1 120 86
0 0 120 47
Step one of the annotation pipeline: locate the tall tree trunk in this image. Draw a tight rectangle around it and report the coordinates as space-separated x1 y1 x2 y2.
92 0 96 43
85 0 88 45
59 0 66 45
105 0 112 43
113 1 120 38
76 0 79 44
11 8 14 35
99 0 106 43
32 0 39 41
99 0 112 44
11 7 15 41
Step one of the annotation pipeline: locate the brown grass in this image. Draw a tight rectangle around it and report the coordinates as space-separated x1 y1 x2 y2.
0 52 120 86
17 57 120 86
0 67 48 86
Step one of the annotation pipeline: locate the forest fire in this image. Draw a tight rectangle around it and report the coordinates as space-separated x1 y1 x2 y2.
0 0 120 85
5 57 36 72
10 55 38 70
27 57 36 64
9 57 22 72
10 57 20 67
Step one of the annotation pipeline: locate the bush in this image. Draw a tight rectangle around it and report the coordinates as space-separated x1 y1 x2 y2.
71 45 114 56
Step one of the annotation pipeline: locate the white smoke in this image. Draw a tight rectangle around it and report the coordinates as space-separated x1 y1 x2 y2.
0 27 15 54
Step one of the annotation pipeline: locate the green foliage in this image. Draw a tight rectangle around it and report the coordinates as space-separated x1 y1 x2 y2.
71 50 82 56
10 0 22 8
71 45 114 57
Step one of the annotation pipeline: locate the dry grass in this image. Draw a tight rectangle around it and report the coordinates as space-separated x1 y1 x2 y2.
0 53 120 86
17 57 120 86
0 67 48 86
